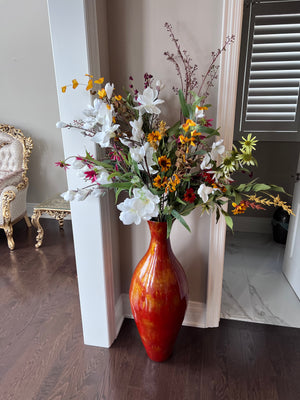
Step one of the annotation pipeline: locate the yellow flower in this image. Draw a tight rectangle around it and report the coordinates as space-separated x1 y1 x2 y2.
106 104 111 110
147 130 162 148
86 79 93 91
196 106 208 111
166 174 180 192
85 74 94 78
158 155 171 172
232 201 248 215
61 86 67 93
179 135 189 144
94 77 104 84
182 119 196 132
72 79 79 89
98 88 106 99
153 175 168 189
115 95 122 101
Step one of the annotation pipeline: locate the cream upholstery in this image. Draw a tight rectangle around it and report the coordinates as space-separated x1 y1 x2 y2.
0 125 33 250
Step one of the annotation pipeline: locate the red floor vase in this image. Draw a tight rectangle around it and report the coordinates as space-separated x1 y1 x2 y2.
129 221 189 362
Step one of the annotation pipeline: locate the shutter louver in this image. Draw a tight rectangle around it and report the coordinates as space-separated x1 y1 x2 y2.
236 1 300 141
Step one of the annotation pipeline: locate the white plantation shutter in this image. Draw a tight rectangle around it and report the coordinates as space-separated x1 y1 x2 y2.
235 0 300 141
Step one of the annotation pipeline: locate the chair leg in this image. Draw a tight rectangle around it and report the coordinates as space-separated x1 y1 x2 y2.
24 214 31 228
4 222 15 250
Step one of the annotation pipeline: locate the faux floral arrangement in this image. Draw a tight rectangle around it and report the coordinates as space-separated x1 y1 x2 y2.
56 23 293 235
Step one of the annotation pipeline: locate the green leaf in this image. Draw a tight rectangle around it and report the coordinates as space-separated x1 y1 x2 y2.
166 215 173 238
175 197 187 206
269 184 286 193
253 183 271 192
171 209 191 232
225 215 233 230
178 90 189 118
166 121 181 137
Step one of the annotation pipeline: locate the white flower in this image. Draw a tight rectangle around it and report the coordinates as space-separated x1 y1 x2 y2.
74 188 90 201
130 142 155 173
83 101 111 130
210 140 225 161
83 98 102 118
117 197 143 225
197 183 214 203
105 82 114 99
61 190 76 201
130 115 144 141
195 107 205 120
200 153 212 170
91 113 119 148
156 80 165 91
134 87 164 115
77 165 90 179
56 121 67 128
96 170 112 185
91 188 103 198
71 158 85 169
117 186 160 225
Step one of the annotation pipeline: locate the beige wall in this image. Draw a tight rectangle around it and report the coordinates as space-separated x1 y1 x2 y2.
0 0 67 203
106 0 222 302
0 0 222 303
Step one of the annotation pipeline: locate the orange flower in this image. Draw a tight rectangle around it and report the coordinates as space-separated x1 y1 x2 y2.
86 79 93 91
153 175 168 189
158 155 171 172
72 79 79 89
114 95 122 101
182 119 196 132
166 174 180 192
61 86 67 93
232 201 248 215
94 77 104 84
148 130 162 148
98 88 106 99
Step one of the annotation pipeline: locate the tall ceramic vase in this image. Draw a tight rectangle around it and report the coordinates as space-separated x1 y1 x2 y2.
129 221 189 362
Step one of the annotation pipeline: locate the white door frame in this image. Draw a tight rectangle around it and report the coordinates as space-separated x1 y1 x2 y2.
206 0 244 327
47 0 118 348
48 0 245 345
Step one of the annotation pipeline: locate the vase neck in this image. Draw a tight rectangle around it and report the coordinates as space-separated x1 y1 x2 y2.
147 221 171 253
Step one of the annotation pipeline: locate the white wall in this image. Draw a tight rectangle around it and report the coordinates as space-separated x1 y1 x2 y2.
106 0 222 303
0 0 67 203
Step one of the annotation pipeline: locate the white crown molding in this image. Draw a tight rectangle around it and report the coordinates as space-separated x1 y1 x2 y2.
206 0 244 328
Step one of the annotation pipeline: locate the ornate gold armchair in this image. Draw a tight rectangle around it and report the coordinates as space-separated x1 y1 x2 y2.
0 125 33 250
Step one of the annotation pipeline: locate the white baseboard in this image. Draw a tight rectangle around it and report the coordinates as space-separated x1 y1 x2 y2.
117 293 206 330
231 216 272 234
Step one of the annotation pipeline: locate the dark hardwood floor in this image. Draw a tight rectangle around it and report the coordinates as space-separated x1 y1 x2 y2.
1 219 300 400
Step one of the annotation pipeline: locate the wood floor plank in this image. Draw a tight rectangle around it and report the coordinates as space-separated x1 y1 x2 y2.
1 219 300 400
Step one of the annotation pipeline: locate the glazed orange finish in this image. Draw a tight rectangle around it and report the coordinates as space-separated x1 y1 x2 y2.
129 221 189 362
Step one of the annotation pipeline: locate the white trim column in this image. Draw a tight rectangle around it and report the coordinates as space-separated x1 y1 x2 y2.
206 0 244 327
47 0 118 347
